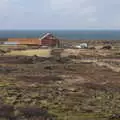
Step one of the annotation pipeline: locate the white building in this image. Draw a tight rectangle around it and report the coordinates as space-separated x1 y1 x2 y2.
75 43 88 49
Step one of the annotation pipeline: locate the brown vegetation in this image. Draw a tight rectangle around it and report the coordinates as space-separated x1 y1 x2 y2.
0 40 120 119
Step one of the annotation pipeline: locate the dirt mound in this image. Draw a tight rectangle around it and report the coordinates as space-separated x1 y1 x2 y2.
89 46 96 49
0 56 33 64
17 75 63 84
0 104 14 119
0 104 56 120
109 114 120 120
0 65 17 74
17 106 56 120
0 49 6 54
101 45 112 50
33 56 72 64
0 55 72 64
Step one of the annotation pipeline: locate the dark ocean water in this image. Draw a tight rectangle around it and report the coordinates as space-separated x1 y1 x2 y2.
0 30 120 40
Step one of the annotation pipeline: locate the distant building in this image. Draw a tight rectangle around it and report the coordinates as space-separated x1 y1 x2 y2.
39 33 60 47
4 33 60 48
4 42 19 45
80 43 88 48
0 38 8 44
75 43 88 49
8 38 40 45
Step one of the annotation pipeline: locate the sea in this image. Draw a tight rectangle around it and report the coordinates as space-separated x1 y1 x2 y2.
0 30 120 40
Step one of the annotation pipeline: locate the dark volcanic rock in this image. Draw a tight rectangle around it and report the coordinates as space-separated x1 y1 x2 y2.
18 106 56 120
109 114 120 120
0 104 14 119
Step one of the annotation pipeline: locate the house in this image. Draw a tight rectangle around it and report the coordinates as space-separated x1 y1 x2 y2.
39 33 60 47
5 33 60 48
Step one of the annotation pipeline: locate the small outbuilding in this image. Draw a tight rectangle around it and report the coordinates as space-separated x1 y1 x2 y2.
75 43 88 49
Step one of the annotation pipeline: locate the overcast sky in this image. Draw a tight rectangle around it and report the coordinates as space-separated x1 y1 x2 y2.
0 0 120 29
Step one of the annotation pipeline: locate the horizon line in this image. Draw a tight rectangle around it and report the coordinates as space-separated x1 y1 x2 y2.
0 28 120 31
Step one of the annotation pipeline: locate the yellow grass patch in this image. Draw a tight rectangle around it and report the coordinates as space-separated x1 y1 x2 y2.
5 49 51 57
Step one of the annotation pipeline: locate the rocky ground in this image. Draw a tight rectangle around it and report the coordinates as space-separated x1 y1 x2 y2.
0 55 120 120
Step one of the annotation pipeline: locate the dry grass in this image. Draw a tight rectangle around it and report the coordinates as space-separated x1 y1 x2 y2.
5 49 51 57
